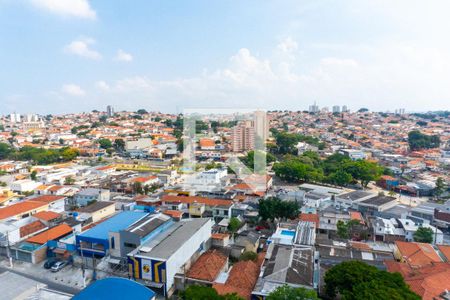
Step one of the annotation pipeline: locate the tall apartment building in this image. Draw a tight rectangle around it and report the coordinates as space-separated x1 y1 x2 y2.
308 102 319 113
332 105 341 113
342 105 348 112
231 121 255 152
106 105 114 117
253 110 269 141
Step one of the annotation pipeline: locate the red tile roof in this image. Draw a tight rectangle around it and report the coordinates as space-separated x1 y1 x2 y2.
19 220 46 238
26 223 72 244
213 254 263 300
0 201 47 220
299 213 319 227
162 195 233 207
395 241 443 267
32 211 61 222
438 245 450 262
385 261 450 300
30 195 65 203
162 210 183 219
187 250 227 282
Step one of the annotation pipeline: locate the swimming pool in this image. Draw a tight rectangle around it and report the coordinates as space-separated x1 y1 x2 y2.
280 230 295 237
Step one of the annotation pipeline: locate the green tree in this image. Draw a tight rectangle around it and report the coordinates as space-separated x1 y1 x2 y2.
136 109 148 115
228 217 241 234
413 226 434 243
258 197 300 221
336 219 361 239
114 139 125 151
408 130 440 151
267 285 319 300
327 169 353 186
239 251 257 262
132 181 143 194
60 147 79 161
324 261 419 300
0 143 13 159
64 176 75 185
435 177 446 197
181 285 243 300
30 170 37 181
98 139 113 149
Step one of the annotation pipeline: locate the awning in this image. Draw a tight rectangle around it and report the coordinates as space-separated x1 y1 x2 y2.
106 257 122 265
53 248 67 255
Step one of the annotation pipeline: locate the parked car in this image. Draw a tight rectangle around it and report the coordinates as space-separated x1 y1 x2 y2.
51 260 68 272
44 257 60 269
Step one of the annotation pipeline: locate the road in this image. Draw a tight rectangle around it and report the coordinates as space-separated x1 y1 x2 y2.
0 265 81 295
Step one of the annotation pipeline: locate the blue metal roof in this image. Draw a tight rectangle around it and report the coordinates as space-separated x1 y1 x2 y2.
78 211 148 240
73 277 155 300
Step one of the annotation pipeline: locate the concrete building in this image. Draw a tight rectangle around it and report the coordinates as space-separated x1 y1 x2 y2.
128 218 212 296
231 121 255 152
10 179 41 193
77 201 116 223
73 188 110 207
106 105 114 117
332 105 341 113
253 110 269 141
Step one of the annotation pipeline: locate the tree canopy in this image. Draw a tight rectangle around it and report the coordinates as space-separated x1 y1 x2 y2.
0 143 79 164
258 197 300 220
181 285 243 300
413 226 434 243
408 130 440 151
324 261 419 300
266 285 319 300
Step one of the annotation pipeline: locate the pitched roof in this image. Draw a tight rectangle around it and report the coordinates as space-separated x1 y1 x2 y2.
26 223 72 244
30 195 65 203
0 201 48 220
299 213 319 227
19 220 46 238
213 256 262 300
32 211 61 221
395 241 443 267
385 260 450 300
186 250 227 282
161 195 233 207
437 245 450 262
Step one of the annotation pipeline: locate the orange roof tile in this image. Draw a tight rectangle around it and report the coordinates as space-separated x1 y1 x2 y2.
385 260 450 300
187 250 227 282
161 195 233 207
0 201 47 220
32 211 61 222
299 213 319 227
26 224 72 245
437 245 450 262
211 233 230 240
30 195 65 203
395 241 443 267
19 220 46 238
163 210 183 218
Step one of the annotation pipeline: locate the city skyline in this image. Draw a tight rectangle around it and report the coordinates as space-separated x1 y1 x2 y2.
2 1 450 114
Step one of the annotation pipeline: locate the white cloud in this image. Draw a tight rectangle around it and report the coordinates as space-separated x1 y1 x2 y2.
115 49 133 62
64 38 102 60
62 84 85 96
30 0 96 19
277 37 298 53
95 81 110 91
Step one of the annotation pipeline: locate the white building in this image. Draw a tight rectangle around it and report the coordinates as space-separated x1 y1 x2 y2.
128 218 212 297
332 105 341 113
338 149 367 160
183 168 228 192
397 219 443 244
10 180 41 193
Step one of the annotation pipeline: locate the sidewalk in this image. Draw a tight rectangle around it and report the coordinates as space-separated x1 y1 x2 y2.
0 258 89 291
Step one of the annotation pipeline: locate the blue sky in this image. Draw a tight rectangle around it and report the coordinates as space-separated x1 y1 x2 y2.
1 0 450 114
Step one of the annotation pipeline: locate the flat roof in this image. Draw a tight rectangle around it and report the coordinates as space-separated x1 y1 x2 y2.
78 211 148 240
360 196 396 207
135 218 210 260
338 190 374 200
77 201 115 213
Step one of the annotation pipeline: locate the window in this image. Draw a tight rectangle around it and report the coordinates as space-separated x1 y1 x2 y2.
111 237 115 249
124 242 137 249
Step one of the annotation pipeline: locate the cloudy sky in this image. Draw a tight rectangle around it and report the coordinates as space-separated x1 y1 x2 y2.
1 0 450 114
